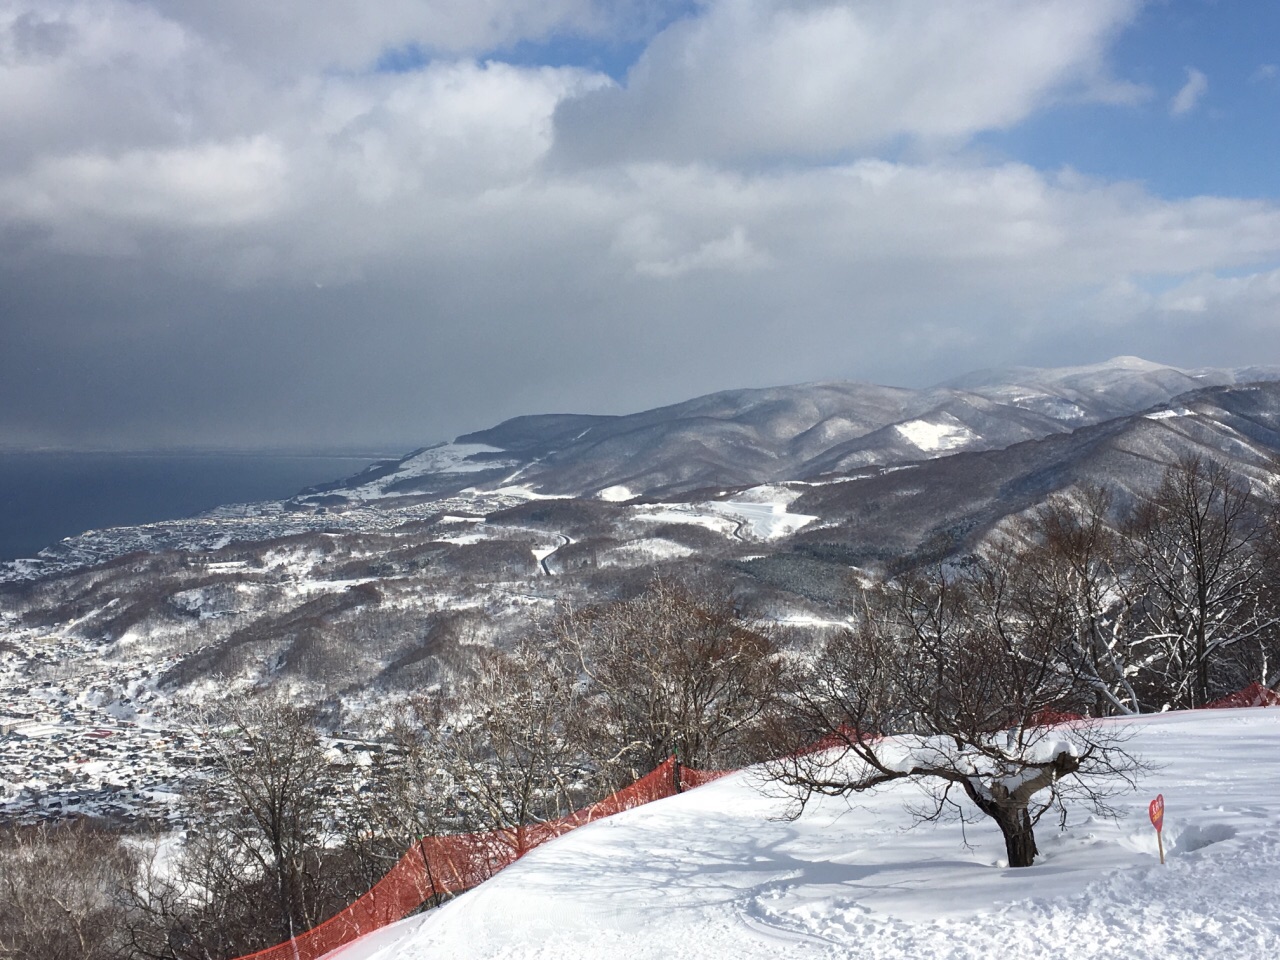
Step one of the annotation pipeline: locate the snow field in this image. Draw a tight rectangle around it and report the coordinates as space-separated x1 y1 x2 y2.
596 485 635 502
634 485 816 541
894 415 977 453
340 444 517 502
326 709 1280 960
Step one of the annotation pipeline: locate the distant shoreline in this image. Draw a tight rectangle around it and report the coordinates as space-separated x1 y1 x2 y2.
0 451 387 563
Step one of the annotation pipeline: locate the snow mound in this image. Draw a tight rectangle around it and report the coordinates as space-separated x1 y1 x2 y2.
327 709 1280 960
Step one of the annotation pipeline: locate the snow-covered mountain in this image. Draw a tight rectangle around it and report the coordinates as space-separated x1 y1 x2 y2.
6 358 1280 825
322 708 1280 960
786 379 1280 567
303 357 1280 504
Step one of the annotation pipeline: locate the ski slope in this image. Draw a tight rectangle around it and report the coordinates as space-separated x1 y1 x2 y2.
326 709 1280 959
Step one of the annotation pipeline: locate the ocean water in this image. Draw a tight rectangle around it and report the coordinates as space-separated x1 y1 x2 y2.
0 451 385 562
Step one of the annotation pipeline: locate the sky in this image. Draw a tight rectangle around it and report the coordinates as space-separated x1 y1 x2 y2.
1 0 1279 452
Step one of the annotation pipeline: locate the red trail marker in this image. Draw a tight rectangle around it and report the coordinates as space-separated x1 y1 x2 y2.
1149 794 1165 864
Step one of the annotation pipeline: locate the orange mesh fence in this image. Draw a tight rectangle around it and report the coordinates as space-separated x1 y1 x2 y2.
1205 681 1280 709
232 757 730 960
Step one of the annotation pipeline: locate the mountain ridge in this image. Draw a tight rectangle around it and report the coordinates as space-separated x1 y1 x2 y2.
6 358 1280 826
304 357 1280 505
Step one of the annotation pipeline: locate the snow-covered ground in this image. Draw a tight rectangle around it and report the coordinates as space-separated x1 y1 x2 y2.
340 444 517 501
326 709 1280 960
634 485 817 542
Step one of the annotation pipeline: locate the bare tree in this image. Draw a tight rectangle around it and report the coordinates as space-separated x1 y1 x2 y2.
199 696 341 944
1005 486 1142 715
437 639 596 857
557 578 785 781
770 566 1143 868
348 699 469 908
1125 455 1279 708
128 694 359 959
0 820 135 960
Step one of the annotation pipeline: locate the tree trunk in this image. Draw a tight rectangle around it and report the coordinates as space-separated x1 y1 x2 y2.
992 803 1039 867
961 789 1042 867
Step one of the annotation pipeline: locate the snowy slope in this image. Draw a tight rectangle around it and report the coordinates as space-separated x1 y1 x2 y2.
326 709 1280 960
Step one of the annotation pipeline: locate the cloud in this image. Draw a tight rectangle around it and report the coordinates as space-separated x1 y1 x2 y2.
2 137 286 235
552 0 1142 164
1253 63 1279 83
619 220 770 278
7 145 1280 448
1170 67 1207 116
149 0 689 71
1 0 1279 452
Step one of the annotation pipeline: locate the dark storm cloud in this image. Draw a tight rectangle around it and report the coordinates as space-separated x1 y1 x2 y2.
2 0 1280 453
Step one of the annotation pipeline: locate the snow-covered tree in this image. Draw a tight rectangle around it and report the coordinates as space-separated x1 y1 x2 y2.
1125 455 1279 708
0 821 135 960
128 695 359 959
435 638 596 853
1008 486 1143 715
771 567 1143 867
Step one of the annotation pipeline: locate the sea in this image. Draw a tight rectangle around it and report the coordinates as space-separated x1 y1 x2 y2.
0 451 388 562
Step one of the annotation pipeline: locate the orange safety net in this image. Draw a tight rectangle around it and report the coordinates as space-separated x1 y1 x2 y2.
1205 681 1280 709
233 757 729 960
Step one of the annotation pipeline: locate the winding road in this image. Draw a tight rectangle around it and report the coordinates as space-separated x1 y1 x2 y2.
537 533 572 576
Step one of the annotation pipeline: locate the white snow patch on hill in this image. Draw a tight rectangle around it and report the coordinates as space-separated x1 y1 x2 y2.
702 498 817 540
894 416 978 453
631 490 815 541
325 709 1280 960
681 484 817 540
396 444 510 476
597 539 694 566
342 444 517 500
486 484 559 500
596 485 635 502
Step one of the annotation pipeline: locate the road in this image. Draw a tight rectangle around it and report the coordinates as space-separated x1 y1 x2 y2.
538 533 572 576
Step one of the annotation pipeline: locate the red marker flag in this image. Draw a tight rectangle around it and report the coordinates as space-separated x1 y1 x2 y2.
1149 794 1165 864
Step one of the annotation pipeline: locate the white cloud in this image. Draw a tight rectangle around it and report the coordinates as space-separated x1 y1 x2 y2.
553 0 1142 164
1153 268 1280 320
622 222 770 279
318 60 607 203
1 137 287 239
1170 67 1207 117
1252 63 1278 83
0 1 206 163
2 0 1280 449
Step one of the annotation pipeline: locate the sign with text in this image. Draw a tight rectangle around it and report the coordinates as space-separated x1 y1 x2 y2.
1148 794 1164 831
1149 794 1166 864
